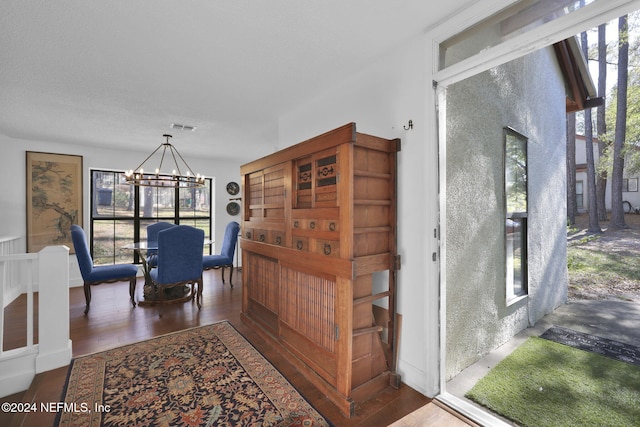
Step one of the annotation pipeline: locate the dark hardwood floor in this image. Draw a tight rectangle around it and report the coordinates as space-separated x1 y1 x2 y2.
1 269 471 426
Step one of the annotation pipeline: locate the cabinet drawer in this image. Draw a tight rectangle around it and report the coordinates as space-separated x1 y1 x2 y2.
293 219 339 233
271 231 285 246
315 239 340 257
245 228 286 246
244 227 255 240
293 236 309 251
321 219 339 233
254 229 268 243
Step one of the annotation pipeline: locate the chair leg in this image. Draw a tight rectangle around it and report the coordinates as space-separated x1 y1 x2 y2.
83 282 91 315
228 265 234 288
196 278 203 309
158 285 165 318
221 266 226 283
129 277 137 308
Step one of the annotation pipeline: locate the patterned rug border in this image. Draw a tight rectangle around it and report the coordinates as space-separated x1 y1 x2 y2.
56 320 333 426
55 320 237 425
540 325 640 367
69 320 236 360
215 321 335 427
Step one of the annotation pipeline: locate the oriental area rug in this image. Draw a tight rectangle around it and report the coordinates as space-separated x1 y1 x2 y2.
56 321 330 427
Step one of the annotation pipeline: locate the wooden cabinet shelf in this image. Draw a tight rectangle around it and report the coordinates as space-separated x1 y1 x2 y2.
240 123 400 417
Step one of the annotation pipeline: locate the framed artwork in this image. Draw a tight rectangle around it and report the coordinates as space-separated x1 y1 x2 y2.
26 151 83 253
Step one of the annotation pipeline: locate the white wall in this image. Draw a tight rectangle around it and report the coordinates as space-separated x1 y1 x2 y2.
0 134 244 287
278 35 441 396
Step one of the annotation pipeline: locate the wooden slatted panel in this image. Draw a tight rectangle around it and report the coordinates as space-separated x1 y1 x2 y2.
263 166 285 206
248 172 264 220
280 267 336 353
245 252 279 313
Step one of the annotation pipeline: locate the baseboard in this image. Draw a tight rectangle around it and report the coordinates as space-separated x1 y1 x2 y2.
0 349 38 398
35 340 73 373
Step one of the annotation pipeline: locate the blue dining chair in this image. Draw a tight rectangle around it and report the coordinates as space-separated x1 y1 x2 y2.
149 225 204 317
71 224 139 315
203 221 240 287
145 222 176 268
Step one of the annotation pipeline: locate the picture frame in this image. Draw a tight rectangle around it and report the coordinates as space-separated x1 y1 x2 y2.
26 151 83 253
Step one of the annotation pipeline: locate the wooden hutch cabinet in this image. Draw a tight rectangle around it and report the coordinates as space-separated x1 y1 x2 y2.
240 123 400 416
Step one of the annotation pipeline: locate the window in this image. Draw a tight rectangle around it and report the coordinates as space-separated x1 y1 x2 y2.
576 181 584 208
90 170 213 265
623 178 638 192
504 128 528 303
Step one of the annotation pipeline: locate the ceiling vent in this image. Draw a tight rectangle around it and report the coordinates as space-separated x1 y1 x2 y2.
171 123 196 131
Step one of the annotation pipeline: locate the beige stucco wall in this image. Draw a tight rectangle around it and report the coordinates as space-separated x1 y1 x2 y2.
445 47 569 379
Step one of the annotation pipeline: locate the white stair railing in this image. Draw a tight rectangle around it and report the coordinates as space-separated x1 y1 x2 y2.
1 236 22 309
0 245 72 398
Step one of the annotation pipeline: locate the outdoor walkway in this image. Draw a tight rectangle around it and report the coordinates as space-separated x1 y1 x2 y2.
447 299 640 406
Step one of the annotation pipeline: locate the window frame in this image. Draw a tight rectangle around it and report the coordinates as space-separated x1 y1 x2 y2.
89 169 213 265
504 127 529 304
576 180 584 208
623 178 638 192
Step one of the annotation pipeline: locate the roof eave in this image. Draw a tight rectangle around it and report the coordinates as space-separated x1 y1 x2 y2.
554 36 602 113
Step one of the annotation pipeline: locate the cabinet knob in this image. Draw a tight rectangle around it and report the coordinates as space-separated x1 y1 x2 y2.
259 233 265 242
296 240 303 250
275 236 282 245
310 221 315 229
293 221 299 228
329 222 336 231
323 243 332 255
246 231 252 239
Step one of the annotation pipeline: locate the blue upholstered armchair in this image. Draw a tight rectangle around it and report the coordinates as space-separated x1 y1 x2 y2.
203 221 240 287
149 225 204 316
71 224 139 315
146 222 176 268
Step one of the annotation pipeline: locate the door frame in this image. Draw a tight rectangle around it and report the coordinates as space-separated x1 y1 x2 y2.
426 0 640 423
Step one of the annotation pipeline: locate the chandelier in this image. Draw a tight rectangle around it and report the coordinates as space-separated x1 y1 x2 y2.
124 134 205 188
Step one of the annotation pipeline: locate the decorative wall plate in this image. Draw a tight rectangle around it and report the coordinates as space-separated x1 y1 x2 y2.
226 201 240 216
226 181 240 195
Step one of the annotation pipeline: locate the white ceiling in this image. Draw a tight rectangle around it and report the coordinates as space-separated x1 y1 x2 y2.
0 0 471 160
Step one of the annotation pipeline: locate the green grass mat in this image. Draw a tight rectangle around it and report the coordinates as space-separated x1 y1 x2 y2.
465 337 640 427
